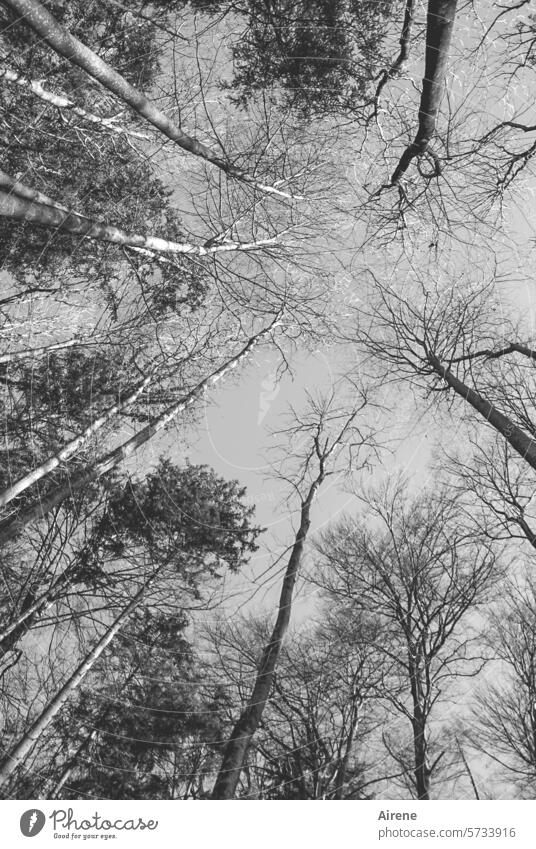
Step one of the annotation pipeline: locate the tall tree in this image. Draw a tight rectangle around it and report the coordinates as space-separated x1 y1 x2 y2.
208 612 385 798
470 577 536 798
211 386 376 798
313 481 501 799
0 315 281 547
0 458 261 792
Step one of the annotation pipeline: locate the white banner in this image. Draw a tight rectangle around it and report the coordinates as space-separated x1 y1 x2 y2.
1 800 536 848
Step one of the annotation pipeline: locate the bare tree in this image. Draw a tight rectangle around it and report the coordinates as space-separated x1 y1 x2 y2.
470 576 536 798
207 612 385 799
211 386 378 798
313 480 501 799
359 275 536 474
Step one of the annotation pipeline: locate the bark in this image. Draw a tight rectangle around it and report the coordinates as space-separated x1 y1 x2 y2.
391 0 458 184
0 578 153 786
0 317 280 546
42 662 141 799
0 184 277 257
0 370 155 510
3 0 296 198
0 169 91 218
0 569 74 654
0 338 97 365
0 67 151 140
428 352 536 471
211 476 322 799
409 657 430 800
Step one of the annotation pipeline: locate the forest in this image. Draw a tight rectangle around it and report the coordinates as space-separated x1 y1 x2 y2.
1 0 536 801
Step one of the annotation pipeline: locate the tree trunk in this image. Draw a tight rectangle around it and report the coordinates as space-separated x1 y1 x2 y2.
3 0 243 176
0 318 280 546
1 67 151 140
0 578 153 786
0 568 75 653
211 477 322 799
412 712 431 800
44 729 98 800
428 352 536 470
0 183 276 256
0 370 155 510
391 0 458 183
408 657 430 800
374 0 416 109
2 0 297 202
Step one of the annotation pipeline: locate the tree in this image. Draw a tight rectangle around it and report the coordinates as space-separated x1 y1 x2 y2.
313 480 501 799
208 612 385 798
0 315 280 547
182 0 399 117
28 611 230 799
358 275 536 476
0 456 261 665
211 385 377 798
3 0 298 193
0 169 282 257
470 577 536 798
0 457 261 792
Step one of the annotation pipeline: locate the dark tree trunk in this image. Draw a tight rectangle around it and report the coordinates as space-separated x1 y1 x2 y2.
428 353 536 471
391 0 458 183
211 477 322 799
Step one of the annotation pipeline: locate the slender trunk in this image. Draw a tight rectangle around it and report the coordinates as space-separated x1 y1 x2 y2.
1 67 151 140
412 712 430 800
0 579 153 786
40 729 97 799
428 352 536 470
408 656 430 800
391 0 458 183
3 0 237 174
211 477 322 799
3 0 293 199
43 663 141 799
0 183 276 257
332 699 362 799
0 337 98 365
0 569 74 652
0 318 280 546
0 169 92 218
0 370 155 510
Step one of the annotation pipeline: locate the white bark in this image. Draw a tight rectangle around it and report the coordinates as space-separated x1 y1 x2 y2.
0 579 154 785
3 0 299 199
0 370 155 509
0 181 279 257
0 315 282 545
0 338 98 365
0 67 151 140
